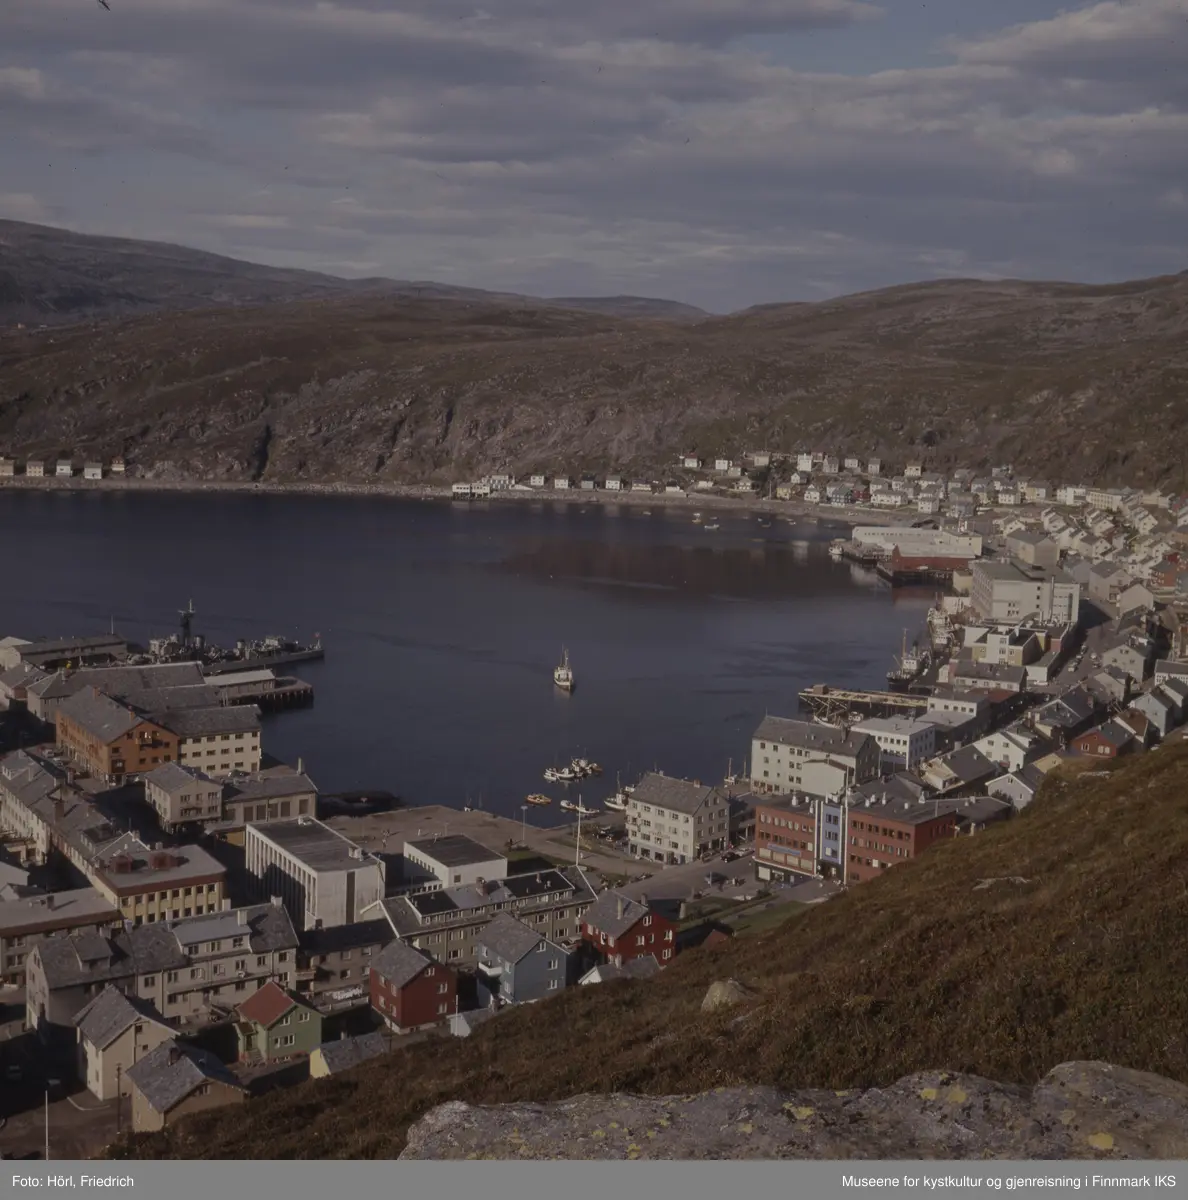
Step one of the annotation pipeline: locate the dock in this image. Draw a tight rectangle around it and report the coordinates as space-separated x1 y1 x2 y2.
798 684 929 723
205 668 315 711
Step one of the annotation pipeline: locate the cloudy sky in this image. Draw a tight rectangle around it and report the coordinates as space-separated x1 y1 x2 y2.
2 0 1186 312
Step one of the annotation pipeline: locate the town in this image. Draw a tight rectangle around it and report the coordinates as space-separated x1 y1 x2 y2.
2 445 1188 1158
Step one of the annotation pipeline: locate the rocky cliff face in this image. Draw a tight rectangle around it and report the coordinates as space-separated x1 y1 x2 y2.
400 1062 1188 1160
3 270 1188 490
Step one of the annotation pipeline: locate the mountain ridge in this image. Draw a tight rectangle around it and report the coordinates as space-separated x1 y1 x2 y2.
0 219 710 326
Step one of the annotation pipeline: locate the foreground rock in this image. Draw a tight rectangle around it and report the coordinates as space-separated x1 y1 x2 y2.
400 1062 1188 1159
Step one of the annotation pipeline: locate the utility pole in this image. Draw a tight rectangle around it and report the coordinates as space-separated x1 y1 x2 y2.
44 1086 49 1161
116 1064 122 1136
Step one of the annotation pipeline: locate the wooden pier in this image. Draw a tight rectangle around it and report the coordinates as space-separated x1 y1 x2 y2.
221 675 314 711
798 684 929 723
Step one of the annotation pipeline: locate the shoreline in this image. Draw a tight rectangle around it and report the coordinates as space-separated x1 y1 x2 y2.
0 475 908 528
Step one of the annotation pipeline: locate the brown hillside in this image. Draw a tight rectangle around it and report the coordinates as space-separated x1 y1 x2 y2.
112 742 1188 1160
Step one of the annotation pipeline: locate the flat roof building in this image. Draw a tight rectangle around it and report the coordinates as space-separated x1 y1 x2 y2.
244 818 385 932
402 835 508 890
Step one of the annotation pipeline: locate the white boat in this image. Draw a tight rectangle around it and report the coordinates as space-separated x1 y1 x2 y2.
554 647 574 691
543 767 561 782
692 512 703 524
526 793 552 806
604 795 628 813
560 798 599 816
704 522 720 531
828 540 845 561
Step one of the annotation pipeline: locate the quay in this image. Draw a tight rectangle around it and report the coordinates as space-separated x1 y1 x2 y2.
798 683 929 723
204 667 315 711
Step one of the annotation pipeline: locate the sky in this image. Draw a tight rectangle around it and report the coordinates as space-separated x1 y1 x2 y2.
2 0 1186 313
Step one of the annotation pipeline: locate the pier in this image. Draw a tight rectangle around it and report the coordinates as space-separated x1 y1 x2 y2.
206 669 315 711
798 684 929 723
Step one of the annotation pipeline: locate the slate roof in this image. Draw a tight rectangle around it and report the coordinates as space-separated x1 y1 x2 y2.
75 984 170 1051
1081 720 1135 750
582 954 662 984
126 1039 245 1113
35 901 298 990
629 772 723 815
152 705 261 739
143 762 223 796
371 939 434 990
477 912 550 964
235 980 301 1029
581 890 650 939
753 717 873 759
314 1032 387 1075
55 689 143 742
299 918 393 959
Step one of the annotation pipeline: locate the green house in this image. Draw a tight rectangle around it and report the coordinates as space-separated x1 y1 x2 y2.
234 981 323 1062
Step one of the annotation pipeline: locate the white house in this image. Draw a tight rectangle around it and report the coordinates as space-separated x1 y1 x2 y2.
796 453 815 473
682 456 702 469
605 476 622 491
804 485 822 504
529 474 547 488
867 459 881 476
553 477 572 490
821 456 839 475
905 463 922 478
850 716 937 771
714 458 732 472
55 460 73 478
83 463 103 481
844 457 861 471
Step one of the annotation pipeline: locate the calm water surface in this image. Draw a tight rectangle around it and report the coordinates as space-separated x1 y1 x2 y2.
0 491 932 823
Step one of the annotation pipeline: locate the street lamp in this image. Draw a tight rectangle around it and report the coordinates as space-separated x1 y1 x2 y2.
520 805 528 848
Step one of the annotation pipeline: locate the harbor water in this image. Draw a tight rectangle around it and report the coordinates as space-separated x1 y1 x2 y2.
0 490 931 824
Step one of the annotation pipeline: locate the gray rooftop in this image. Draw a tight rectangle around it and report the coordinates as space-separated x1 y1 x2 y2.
247 818 379 873
582 889 651 939
17 635 128 666
126 1039 245 1113
629 772 723 815
477 912 554 964
35 900 298 991
754 716 873 758
0 887 120 936
95 834 226 894
223 766 318 804
143 762 224 796
75 984 170 1051
26 663 206 705
152 704 261 739
371 939 434 990
405 834 505 869
55 689 142 742
314 1032 387 1075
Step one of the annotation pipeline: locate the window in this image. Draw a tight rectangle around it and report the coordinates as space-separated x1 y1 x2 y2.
298 1011 310 1022
437 982 448 994
437 1003 448 1015
548 980 559 990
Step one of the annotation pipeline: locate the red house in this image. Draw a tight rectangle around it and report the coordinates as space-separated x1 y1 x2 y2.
1071 720 1135 760
369 941 456 1033
580 890 677 968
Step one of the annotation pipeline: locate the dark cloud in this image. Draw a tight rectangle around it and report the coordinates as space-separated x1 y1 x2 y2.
0 0 1185 310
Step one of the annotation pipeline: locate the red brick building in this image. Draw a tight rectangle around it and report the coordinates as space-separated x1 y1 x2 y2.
845 803 955 883
753 795 818 881
369 941 456 1033
580 890 676 967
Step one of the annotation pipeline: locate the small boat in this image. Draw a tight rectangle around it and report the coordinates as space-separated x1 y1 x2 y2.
587 761 603 776
704 522 720 531
692 512 703 524
828 539 846 561
553 647 574 692
543 767 561 783
560 798 599 816
604 795 628 813
526 793 552 806
758 518 771 528
547 765 580 783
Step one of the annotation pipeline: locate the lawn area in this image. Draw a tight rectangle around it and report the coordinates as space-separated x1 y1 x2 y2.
726 901 806 936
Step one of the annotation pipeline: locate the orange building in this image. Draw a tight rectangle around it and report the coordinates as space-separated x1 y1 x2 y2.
55 687 178 783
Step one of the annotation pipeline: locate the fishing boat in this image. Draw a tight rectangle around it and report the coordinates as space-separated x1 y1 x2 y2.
553 647 574 692
546 765 580 783
604 794 628 813
560 798 599 816
526 793 552 806
828 539 846 561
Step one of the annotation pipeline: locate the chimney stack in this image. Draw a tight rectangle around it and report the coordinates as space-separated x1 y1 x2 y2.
616 895 624 921
168 1046 181 1066
297 757 304 775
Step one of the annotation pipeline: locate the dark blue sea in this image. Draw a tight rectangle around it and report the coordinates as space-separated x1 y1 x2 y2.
0 490 931 823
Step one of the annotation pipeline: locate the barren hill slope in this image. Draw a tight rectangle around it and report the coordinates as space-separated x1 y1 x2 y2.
113 744 1188 1159
2 268 1187 488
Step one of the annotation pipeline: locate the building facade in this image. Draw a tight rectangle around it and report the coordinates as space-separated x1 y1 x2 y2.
626 772 732 864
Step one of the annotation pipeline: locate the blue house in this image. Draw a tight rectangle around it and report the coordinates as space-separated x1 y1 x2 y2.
474 913 572 1008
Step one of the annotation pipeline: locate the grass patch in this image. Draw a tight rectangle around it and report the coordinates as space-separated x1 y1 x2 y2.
111 742 1188 1159
726 901 808 937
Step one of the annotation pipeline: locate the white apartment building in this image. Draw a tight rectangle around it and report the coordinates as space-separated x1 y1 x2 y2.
851 716 938 771
970 560 1081 625
626 772 732 864
751 717 880 798
244 818 385 931
164 706 262 777
852 527 983 557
